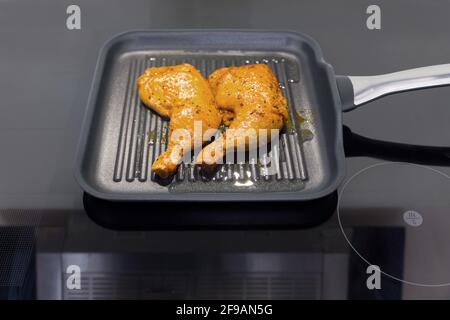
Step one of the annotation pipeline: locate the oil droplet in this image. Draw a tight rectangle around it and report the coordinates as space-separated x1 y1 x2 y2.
300 129 314 142
295 112 305 125
234 180 254 187
147 130 156 145
285 111 306 133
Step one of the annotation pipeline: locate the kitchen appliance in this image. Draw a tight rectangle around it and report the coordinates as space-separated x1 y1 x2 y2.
76 30 450 229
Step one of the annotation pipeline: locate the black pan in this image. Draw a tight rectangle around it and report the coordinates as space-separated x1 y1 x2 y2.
75 30 450 229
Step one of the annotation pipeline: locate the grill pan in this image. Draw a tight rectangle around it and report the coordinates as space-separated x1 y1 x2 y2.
76 30 450 207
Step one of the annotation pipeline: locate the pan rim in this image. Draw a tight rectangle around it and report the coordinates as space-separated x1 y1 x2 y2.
74 29 346 202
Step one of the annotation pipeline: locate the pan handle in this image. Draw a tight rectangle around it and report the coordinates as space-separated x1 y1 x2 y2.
336 64 450 111
343 125 450 166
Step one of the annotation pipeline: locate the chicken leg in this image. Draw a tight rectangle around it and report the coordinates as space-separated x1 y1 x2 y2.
137 64 222 178
196 64 288 167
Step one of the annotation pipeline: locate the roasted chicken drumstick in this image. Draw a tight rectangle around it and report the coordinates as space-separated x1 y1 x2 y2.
137 64 222 178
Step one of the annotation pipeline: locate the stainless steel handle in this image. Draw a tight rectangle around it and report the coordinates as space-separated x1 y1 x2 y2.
338 64 450 112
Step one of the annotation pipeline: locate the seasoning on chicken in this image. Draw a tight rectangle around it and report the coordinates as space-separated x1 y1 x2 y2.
196 64 288 167
137 64 222 178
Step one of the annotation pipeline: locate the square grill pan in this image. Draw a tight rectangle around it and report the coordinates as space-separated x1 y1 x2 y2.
75 31 345 201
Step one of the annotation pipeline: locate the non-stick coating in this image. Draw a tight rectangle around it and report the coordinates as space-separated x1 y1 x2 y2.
75 30 345 201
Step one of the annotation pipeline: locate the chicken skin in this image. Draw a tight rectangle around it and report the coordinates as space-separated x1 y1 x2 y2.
137 64 221 178
196 64 288 166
